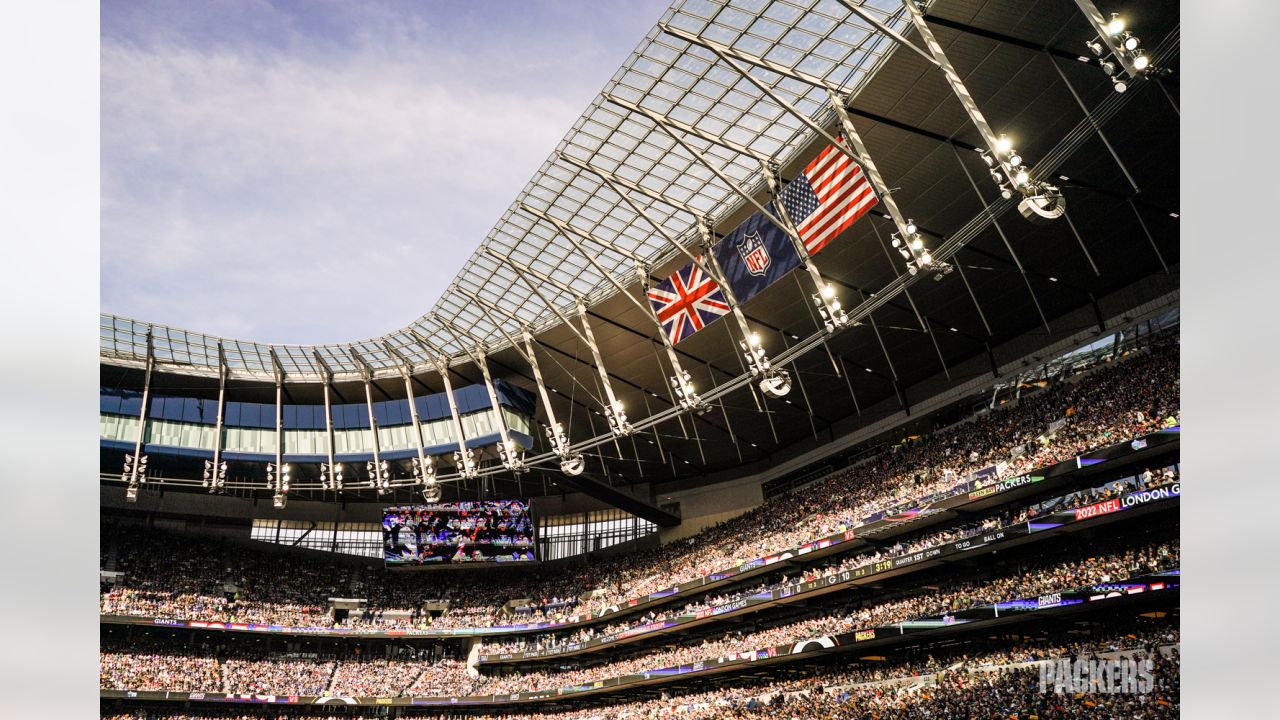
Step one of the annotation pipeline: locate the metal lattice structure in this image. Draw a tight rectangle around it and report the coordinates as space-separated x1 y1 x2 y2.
101 0 913 382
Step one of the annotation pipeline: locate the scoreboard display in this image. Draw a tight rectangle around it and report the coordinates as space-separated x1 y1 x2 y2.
383 500 536 566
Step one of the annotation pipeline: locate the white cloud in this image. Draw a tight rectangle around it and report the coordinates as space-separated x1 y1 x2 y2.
101 3 664 344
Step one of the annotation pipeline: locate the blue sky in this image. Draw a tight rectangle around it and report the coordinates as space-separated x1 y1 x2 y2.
101 0 670 344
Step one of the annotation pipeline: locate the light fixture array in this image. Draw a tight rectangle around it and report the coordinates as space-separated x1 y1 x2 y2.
1086 14 1151 94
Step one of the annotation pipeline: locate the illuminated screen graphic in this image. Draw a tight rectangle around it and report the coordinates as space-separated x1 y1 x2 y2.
383 500 535 565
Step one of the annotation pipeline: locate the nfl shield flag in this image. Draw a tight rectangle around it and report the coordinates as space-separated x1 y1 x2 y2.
647 260 731 345
712 207 803 305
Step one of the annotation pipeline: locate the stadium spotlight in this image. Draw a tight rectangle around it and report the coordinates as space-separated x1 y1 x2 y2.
204 459 228 493
453 449 479 481
606 399 634 436
812 289 849 331
411 456 436 485
366 460 392 493
759 369 792 399
123 453 149 490
671 370 704 411
1087 19 1149 91
904 220 917 235
994 135 1013 155
543 421 585 474
320 462 344 490
496 438 529 474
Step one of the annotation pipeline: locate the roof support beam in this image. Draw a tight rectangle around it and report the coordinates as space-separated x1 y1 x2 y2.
311 351 340 492
434 315 530 474
516 203 707 413
601 92 772 166
844 0 1042 204
553 162 792 400
602 93 846 332
206 342 228 493
920 13 1087 62
405 329 480 481
522 327 583 474
950 143 1052 334
1046 54 1140 194
269 348 287 500
385 342 437 496
124 330 154 495
487 249 633 436
657 22 950 285
349 350 389 495
433 350 479 481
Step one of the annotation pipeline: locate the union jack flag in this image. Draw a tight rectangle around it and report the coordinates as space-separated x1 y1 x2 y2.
647 260 731 345
779 138 878 256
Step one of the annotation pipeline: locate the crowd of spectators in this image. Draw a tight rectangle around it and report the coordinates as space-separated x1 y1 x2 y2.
446 538 1178 696
100 536 1177 698
100 624 1179 719
99 651 220 692
220 654 334 696
100 341 1177 634
477 466 1180 658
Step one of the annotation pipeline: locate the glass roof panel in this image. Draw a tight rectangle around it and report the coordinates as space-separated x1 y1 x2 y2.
101 0 909 380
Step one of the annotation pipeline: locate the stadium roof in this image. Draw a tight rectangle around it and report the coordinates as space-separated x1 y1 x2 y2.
101 0 915 380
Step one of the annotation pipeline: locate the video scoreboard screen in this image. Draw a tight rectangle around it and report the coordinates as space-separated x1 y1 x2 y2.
383 500 536 566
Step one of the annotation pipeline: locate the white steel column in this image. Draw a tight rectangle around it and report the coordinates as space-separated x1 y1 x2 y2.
517 203 704 412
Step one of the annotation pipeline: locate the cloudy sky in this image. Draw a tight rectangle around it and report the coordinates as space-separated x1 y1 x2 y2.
101 0 670 344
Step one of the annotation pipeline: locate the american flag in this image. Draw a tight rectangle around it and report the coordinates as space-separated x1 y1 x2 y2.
778 139 878 256
647 259 731 345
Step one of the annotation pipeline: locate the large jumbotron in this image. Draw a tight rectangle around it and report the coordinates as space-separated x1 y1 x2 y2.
99 1 1181 718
